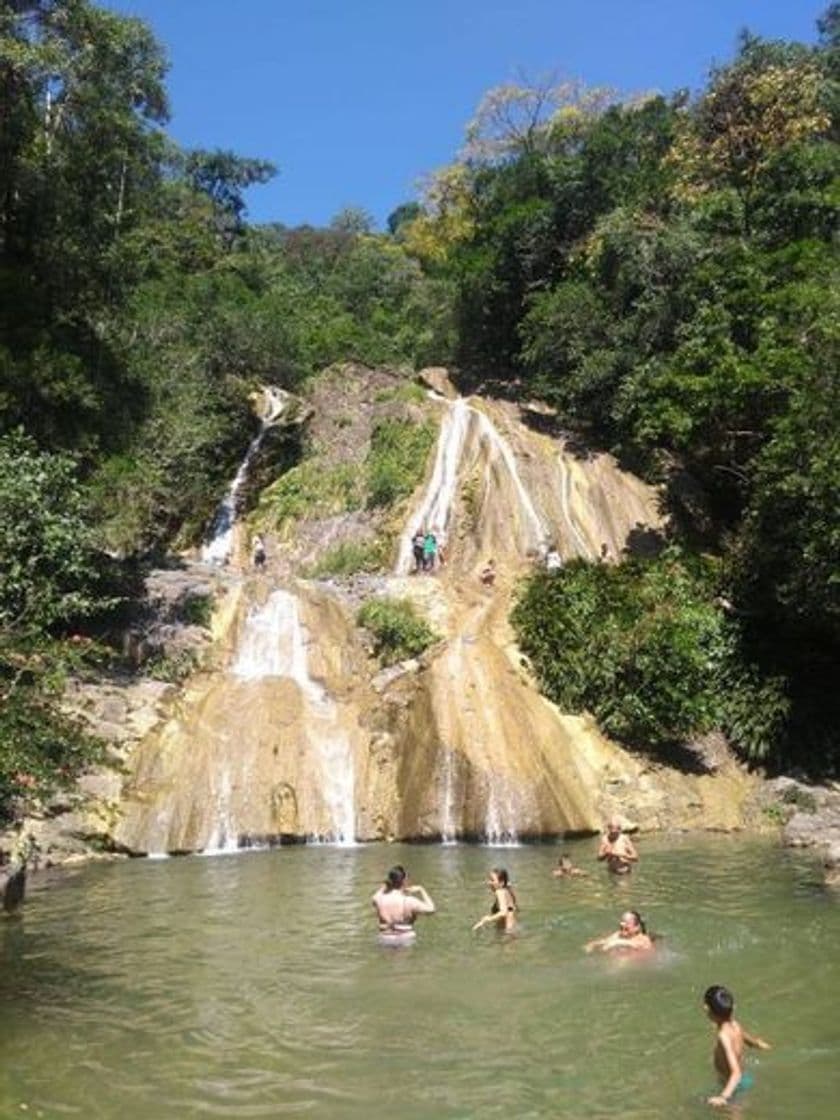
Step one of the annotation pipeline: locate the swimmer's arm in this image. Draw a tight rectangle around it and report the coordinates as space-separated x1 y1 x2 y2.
744 1029 771 1050
620 837 639 861
473 896 507 931
406 885 435 914
584 932 611 952
708 1031 742 1107
596 838 611 860
472 911 505 931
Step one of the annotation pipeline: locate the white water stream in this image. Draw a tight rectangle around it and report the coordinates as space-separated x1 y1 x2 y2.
397 396 548 572
233 590 356 845
201 387 288 566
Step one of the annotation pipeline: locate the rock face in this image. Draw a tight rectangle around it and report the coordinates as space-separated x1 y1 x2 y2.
6 366 773 866
777 778 840 884
1 864 25 913
107 369 762 854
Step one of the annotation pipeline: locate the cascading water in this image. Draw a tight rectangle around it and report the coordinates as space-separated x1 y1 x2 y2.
472 409 546 549
201 387 288 566
438 748 458 846
233 589 356 845
556 454 592 559
397 396 548 573
396 397 470 572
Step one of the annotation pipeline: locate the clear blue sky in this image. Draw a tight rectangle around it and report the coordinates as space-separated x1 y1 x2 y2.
104 0 825 229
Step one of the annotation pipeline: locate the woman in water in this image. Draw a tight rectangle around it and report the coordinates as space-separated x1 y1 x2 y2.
585 909 653 953
472 868 518 933
371 865 435 945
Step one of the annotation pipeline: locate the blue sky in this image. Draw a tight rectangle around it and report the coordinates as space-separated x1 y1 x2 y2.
104 1 825 229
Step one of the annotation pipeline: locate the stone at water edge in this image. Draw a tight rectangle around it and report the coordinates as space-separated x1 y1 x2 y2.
824 841 840 888
1 864 25 914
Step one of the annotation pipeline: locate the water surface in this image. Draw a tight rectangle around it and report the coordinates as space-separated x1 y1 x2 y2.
2 837 838 1118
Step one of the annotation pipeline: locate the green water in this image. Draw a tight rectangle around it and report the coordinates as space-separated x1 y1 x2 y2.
2 837 838 1119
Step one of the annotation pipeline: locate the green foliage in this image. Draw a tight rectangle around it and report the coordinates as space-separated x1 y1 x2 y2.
0 432 112 632
356 597 438 665
365 419 436 508
261 462 363 530
142 646 204 684
374 382 427 405
306 537 393 578
512 552 787 760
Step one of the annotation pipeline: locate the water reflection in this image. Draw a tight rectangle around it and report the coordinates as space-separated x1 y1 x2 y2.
1 838 838 1119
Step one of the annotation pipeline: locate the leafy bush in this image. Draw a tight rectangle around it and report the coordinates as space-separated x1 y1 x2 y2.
0 432 113 632
0 636 107 823
261 462 363 529
356 597 438 665
365 419 436 508
511 551 787 760
307 537 392 578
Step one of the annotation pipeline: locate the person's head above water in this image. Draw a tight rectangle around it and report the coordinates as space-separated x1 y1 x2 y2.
619 910 646 936
558 854 573 870
606 816 623 838
704 985 734 1022
489 867 510 888
385 865 407 891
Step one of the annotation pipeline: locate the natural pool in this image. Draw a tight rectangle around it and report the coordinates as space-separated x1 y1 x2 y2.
2 837 838 1119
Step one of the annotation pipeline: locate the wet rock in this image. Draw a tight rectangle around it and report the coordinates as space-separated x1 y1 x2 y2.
1 864 25 913
417 366 458 399
824 842 840 887
682 731 731 774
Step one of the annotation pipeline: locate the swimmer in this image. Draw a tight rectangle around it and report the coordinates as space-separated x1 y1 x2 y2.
703 985 771 1108
472 868 518 933
552 853 588 879
584 909 653 953
596 816 639 875
371 865 435 944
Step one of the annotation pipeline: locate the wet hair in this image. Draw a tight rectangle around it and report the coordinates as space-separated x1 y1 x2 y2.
623 909 646 934
558 853 572 867
704 985 734 1020
385 865 406 891
492 867 518 910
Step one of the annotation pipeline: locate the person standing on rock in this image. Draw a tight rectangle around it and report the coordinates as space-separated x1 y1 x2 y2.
412 527 426 573
372 865 435 946
597 817 639 875
252 534 266 568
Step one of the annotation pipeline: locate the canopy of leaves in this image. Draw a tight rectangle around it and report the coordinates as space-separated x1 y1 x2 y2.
512 553 788 761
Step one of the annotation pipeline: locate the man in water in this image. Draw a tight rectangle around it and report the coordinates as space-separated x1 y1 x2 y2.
597 816 639 875
372 866 435 945
703 985 771 1107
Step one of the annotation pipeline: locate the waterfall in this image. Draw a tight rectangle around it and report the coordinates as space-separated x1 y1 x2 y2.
556 453 591 559
201 387 288 566
438 748 458 846
483 778 521 847
233 589 356 845
396 397 470 572
472 409 546 549
397 396 548 572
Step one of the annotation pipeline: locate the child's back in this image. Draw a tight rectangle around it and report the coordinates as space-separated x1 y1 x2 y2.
704 985 770 1108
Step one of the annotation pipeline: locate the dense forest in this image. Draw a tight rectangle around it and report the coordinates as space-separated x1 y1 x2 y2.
1 0 837 818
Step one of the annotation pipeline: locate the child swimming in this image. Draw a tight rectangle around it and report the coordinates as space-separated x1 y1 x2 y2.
703 984 771 1107
552 854 588 878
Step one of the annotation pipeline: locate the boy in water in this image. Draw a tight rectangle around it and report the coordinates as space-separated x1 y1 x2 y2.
552 854 587 878
703 985 771 1107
